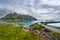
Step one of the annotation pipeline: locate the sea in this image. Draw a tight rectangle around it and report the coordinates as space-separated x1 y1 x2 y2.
0 21 39 27
47 23 60 27
0 21 60 27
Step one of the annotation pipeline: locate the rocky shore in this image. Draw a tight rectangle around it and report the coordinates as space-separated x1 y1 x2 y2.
24 23 60 40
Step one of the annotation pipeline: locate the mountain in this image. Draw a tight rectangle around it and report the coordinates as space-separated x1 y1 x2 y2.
0 12 37 21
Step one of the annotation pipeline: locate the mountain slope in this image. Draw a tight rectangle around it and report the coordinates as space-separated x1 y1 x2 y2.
1 12 37 21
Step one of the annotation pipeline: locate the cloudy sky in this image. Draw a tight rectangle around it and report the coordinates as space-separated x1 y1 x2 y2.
0 0 60 21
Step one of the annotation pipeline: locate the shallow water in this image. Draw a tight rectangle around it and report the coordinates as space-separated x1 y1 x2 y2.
0 21 39 27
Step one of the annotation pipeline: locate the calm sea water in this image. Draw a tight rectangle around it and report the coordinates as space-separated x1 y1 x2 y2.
47 23 60 27
0 21 60 27
0 21 39 27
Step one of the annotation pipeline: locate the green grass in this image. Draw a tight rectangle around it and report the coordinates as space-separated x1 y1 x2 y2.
0 24 40 40
31 23 60 40
30 23 41 30
51 31 60 40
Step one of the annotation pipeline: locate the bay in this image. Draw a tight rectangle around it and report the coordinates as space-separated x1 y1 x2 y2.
0 21 39 27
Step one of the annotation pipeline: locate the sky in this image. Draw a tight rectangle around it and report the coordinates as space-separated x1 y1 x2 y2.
0 0 60 21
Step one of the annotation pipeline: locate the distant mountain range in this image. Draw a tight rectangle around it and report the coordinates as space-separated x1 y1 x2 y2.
0 12 37 21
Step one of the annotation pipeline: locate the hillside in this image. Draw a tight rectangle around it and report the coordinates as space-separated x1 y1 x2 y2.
0 12 37 21
0 24 39 40
30 23 60 40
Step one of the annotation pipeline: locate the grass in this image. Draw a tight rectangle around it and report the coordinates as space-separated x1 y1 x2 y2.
0 24 40 40
31 23 60 40
31 23 40 30
51 31 60 40
0 23 60 40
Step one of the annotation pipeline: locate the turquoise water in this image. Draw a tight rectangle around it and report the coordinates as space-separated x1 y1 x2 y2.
47 23 60 27
0 21 38 27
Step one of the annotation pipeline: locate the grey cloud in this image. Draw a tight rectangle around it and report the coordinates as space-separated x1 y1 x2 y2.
0 0 60 21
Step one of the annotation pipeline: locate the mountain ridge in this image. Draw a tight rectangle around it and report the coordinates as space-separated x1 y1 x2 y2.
0 12 37 22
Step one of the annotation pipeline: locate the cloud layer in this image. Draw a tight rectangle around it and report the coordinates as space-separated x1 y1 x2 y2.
0 0 60 21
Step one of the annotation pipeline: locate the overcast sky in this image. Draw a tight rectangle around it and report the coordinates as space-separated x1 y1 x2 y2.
0 0 60 21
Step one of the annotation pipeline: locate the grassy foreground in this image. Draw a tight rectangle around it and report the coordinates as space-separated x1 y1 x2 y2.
0 24 39 40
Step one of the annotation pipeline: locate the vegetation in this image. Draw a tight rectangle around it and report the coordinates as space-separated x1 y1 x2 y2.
0 22 60 40
51 31 60 40
30 23 41 30
30 23 60 40
0 12 37 22
0 24 39 40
